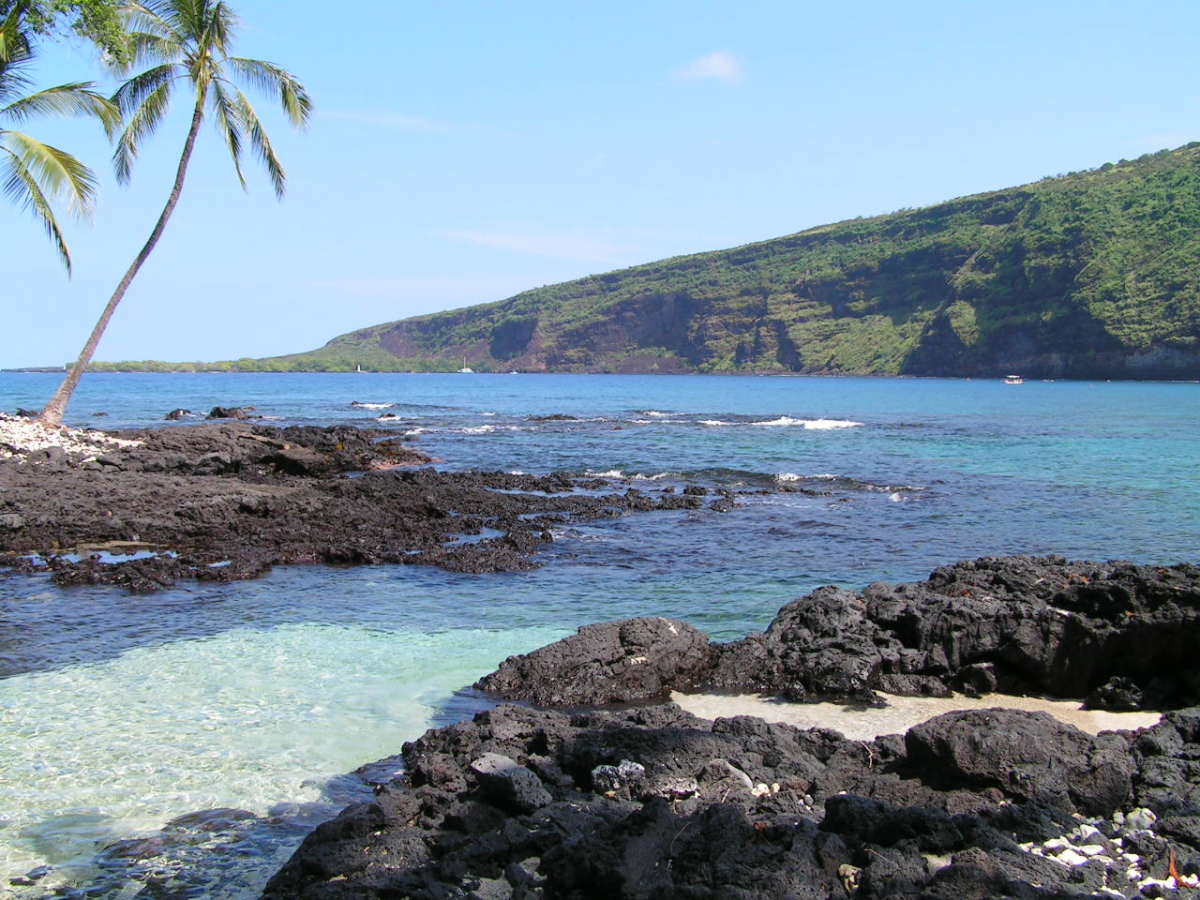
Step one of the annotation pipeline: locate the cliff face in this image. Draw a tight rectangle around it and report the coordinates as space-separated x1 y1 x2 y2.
272 144 1200 377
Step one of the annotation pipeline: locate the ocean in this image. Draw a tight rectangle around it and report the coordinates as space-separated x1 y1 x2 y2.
1 372 1197 896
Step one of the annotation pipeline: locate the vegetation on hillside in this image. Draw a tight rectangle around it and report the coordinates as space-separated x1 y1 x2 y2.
106 142 1200 378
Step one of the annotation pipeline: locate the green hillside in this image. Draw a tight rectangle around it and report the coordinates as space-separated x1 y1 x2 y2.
106 143 1200 378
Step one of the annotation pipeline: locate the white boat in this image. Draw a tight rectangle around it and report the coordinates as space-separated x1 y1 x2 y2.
457 357 473 374
1003 374 1024 385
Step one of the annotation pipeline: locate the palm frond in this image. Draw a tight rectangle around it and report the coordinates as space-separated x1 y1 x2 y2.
0 58 34 105
123 0 186 46
187 2 233 91
113 78 173 183
0 18 18 67
3 129 98 217
3 83 121 136
227 57 312 127
112 63 176 116
208 77 245 188
206 2 237 56
1 140 73 272
125 31 185 69
0 9 34 101
170 0 207 39
231 87 285 197
0 1 30 64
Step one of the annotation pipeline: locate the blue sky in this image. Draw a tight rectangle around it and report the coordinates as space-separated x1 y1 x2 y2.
3 0 1198 367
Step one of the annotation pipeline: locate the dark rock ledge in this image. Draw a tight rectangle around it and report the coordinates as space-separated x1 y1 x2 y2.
265 557 1200 899
0 422 722 592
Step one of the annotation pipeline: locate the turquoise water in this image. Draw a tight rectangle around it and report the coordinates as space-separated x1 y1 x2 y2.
1 372 1198 896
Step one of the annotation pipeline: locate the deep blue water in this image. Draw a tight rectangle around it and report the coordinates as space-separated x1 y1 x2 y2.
0 372 1197 895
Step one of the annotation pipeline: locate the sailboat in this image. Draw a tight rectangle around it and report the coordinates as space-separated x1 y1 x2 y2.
457 356 474 374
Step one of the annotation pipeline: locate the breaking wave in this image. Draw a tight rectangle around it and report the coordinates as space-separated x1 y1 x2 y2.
750 416 863 429
583 469 673 481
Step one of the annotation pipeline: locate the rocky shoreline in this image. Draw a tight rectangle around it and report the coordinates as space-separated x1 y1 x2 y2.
478 556 1200 713
6 417 1199 897
265 557 1200 899
0 418 730 592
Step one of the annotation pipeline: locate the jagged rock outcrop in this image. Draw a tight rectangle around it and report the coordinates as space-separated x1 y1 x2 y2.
263 558 1200 898
263 702 1200 899
479 557 1200 711
477 616 715 706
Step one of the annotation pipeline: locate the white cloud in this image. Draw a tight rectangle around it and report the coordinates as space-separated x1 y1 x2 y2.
675 51 743 83
436 228 636 263
321 110 443 131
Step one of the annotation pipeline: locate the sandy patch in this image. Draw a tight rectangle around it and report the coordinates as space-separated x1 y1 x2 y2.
670 690 1161 740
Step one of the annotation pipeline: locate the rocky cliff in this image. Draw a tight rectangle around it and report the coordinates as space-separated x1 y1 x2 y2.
216 144 1200 377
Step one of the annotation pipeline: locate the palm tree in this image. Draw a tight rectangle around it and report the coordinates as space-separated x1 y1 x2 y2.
1 0 120 273
38 0 311 425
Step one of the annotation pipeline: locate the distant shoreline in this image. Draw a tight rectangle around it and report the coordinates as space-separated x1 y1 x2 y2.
3 367 1199 383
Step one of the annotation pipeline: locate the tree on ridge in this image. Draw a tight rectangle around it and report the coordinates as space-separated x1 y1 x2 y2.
38 0 311 425
1 0 119 273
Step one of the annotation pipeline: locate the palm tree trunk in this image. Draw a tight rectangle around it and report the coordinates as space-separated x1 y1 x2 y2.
38 100 206 426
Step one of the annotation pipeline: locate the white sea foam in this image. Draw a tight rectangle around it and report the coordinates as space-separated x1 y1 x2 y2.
584 469 672 481
751 416 863 429
889 492 904 502
462 424 522 435
639 410 672 417
700 419 734 426
805 418 864 430
403 427 426 437
776 472 839 482
351 402 393 410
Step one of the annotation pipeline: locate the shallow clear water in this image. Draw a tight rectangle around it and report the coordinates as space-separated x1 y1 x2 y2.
1 372 1197 896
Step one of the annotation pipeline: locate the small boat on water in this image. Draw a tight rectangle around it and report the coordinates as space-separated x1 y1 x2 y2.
1003 374 1024 385
457 356 474 374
